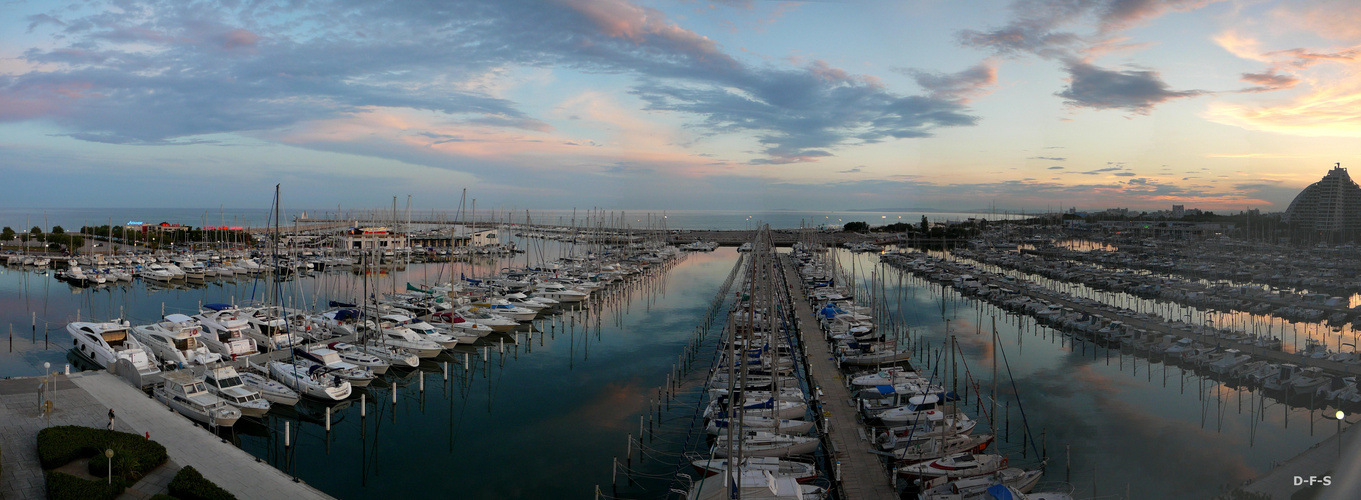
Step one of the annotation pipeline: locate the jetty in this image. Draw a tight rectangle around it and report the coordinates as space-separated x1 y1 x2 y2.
0 372 333 500
778 253 898 500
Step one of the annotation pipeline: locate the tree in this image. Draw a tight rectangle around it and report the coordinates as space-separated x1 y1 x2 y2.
842 221 869 232
0 227 13 241
51 225 64 234
920 216 929 234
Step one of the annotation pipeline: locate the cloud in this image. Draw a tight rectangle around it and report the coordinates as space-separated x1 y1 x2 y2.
1113 171 1137 176
1048 166 1065 169
838 167 862 173
1 0 979 165
25 14 66 33
1128 177 1147 184
1056 61 1202 112
1029 156 1067 161
1238 71 1300 93
905 61 999 102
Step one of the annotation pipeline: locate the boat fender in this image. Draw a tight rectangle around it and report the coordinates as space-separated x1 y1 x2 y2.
1000 457 1008 468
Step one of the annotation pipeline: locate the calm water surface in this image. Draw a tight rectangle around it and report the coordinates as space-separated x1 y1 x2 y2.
0 247 1339 499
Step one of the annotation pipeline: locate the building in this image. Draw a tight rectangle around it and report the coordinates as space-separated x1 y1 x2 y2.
1171 205 1184 218
1283 164 1361 235
343 227 406 250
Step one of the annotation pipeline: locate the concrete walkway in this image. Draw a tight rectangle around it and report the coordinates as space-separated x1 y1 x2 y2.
1242 417 1356 499
65 372 333 500
1 375 112 500
779 255 898 500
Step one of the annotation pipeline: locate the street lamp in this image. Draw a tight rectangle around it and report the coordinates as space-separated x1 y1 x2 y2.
104 449 114 484
1339 410 1347 459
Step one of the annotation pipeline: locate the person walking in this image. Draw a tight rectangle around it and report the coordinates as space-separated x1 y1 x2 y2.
107 408 115 430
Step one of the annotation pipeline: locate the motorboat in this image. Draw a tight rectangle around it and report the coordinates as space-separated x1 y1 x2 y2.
138 263 174 282
312 308 361 338
200 365 271 418
532 281 589 303
326 342 392 374
876 394 950 424
194 304 261 358
382 314 459 348
356 340 422 369
268 360 352 401
470 298 538 321
131 314 223 368
154 371 242 427
429 311 496 338
240 305 305 351
1207 349 1251 374
67 320 161 380
292 347 378 387
238 368 301 406
455 306 520 332
371 318 444 357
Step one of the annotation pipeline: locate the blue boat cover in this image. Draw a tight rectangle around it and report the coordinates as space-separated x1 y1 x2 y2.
334 309 360 321
203 303 233 311
987 484 1013 500
329 301 357 308
876 385 895 395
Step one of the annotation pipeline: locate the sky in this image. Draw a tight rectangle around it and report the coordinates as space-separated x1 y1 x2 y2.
2 0 1361 213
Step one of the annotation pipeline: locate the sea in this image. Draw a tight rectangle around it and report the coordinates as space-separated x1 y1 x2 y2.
0 207 1032 233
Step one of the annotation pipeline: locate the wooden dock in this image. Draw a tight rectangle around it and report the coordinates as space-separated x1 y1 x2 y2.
779 254 898 500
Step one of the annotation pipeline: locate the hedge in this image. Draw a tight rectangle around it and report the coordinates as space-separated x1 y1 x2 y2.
167 466 237 500
37 426 167 482
44 471 126 500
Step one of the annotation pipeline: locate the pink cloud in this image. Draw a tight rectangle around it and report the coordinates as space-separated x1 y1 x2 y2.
222 29 259 50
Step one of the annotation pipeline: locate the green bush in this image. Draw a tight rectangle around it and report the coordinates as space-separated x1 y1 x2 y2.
44 471 126 500
37 426 167 481
167 466 237 500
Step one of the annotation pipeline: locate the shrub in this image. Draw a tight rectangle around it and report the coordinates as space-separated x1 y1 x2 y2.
44 471 126 500
167 466 237 500
37 426 167 482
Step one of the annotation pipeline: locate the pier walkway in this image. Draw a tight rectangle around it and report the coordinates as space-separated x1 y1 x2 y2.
0 371 333 500
69 372 334 500
778 254 897 500
1242 415 1357 499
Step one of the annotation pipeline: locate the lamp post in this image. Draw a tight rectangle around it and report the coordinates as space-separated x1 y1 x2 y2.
1338 410 1347 459
104 449 114 484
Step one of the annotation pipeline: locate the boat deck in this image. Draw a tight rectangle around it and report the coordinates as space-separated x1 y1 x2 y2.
779 254 898 500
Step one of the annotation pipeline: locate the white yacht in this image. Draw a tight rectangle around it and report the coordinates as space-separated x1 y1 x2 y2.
470 298 538 321
67 320 161 379
194 304 261 358
430 311 495 338
326 342 393 374
154 371 242 427
355 341 421 369
292 347 377 387
238 368 301 406
138 263 174 282
131 314 223 368
200 365 271 418
532 282 589 303
455 306 520 332
240 305 304 351
311 308 361 338
268 360 352 401
382 314 459 348
371 318 445 358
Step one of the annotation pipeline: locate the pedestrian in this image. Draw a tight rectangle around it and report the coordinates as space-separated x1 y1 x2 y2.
108 408 115 430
